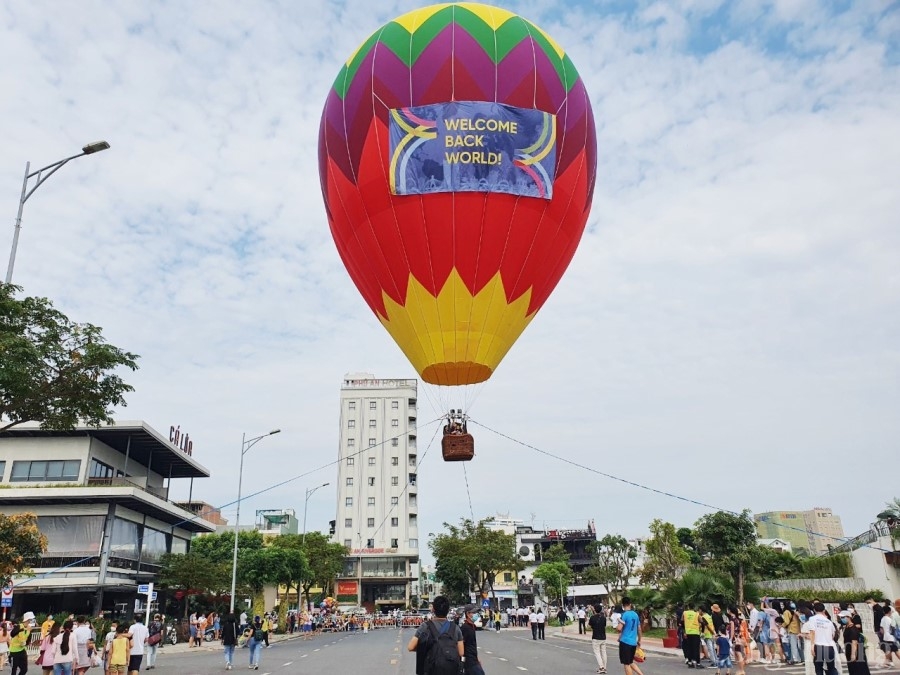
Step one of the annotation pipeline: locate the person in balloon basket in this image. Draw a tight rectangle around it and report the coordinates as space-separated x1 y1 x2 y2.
406 596 464 675
618 597 645 675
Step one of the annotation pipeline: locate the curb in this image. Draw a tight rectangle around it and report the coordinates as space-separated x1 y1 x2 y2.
551 633 682 659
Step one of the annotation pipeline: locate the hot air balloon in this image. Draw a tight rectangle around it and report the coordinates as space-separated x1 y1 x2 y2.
319 2 597 460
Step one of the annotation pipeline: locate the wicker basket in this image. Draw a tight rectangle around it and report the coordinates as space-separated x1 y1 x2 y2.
441 433 475 461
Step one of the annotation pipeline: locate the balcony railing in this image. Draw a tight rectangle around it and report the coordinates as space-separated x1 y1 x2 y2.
86 476 169 501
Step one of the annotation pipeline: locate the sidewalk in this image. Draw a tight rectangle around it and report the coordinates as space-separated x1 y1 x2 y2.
158 631 301 655
549 626 683 658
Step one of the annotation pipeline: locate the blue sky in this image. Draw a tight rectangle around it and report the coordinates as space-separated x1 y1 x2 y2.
1 0 898 554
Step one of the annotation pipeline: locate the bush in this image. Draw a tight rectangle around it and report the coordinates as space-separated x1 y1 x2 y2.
799 554 853 579
756 587 884 603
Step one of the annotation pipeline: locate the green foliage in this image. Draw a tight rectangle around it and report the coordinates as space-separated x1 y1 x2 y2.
158 552 231 617
798 553 853 579
270 532 347 605
0 512 47 585
191 530 265 563
640 520 691 589
627 587 666 611
663 568 742 608
429 518 522 601
676 527 703 566
586 534 638 603
694 510 757 604
756 587 884 603
541 543 570 564
534 561 573 605
0 284 139 432
748 546 803 580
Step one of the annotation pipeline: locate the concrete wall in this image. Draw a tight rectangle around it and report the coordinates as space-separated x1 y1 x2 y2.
0 437 90 482
759 577 867 593
851 537 900 599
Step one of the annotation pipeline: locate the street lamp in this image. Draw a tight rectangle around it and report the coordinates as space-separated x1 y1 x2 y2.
229 428 281 613
302 482 330 544
5 141 111 284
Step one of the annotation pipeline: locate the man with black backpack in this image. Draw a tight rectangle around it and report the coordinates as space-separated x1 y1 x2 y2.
407 596 465 675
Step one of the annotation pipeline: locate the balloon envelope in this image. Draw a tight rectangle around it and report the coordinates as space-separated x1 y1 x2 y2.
319 2 597 385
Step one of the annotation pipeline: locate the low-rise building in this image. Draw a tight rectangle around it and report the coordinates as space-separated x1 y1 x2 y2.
0 421 215 617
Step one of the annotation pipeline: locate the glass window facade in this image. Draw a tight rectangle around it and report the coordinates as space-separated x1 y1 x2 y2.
89 459 115 479
361 557 406 577
10 460 80 482
36 515 104 556
142 527 168 562
109 517 140 559
171 537 189 555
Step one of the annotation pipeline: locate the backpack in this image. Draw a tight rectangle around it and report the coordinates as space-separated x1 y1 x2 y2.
424 620 461 675
253 626 265 641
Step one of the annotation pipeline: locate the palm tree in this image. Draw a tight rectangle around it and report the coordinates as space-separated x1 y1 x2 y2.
662 569 735 609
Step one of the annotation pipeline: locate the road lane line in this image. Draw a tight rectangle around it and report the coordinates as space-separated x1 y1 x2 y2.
516 667 528 671
282 662 292 666
499 657 508 661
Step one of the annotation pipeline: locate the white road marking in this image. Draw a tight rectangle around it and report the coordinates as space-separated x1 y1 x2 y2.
300 654 308 658
499 657 508 661
313 648 320 652
282 662 292 666
517 667 528 671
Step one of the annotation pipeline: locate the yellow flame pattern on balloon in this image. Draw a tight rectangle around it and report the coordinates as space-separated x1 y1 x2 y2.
380 271 535 385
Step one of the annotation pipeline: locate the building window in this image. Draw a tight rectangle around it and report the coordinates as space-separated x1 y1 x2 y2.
391 438 398 447
391 477 399 486
368 419 376 428
368 457 376 466
345 497 353 507
344 518 352 527
0 460 5 480
348 438 355 447
369 401 377 410
391 419 399 427
344 539 352 547
346 477 353 486
367 518 375 527
368 477 375 486
391 517 398 527
408 473 417 486
366 538 375 548
391 497 399 505
349 401 356 410
391 538 398 548
10 460 81 482
348 420 356 428
369 438 376 447
410 515 417 526
89 458 115 479
391 457 399 466
409 538 418 549
409 495 417 507
504 572 513 582
346 457 354 466
368 497 375 506
392 401 399 409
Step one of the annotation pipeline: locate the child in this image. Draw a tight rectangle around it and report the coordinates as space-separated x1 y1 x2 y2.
716 627 733 675
107 624 131 675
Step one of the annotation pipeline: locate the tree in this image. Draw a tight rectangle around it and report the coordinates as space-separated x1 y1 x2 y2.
541 543 570 564
270 532 346 610
158 552 231 617
585 534 638 604
191 530 265 563
694 510 757 606
676 527 703 566
748 546 803 580
640 520 690 589
0 513 47 586
429 518 522 606
662 568 737 609
0 285 139 432
534 561 572 607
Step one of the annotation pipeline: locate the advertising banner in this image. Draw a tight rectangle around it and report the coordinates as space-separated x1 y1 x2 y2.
337 580 359 596
389 101 557 199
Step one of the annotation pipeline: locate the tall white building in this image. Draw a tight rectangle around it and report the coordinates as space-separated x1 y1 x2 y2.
333 374 420 611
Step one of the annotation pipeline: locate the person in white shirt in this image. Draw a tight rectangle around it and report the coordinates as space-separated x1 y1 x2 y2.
579 607 588 635
808 602 838 675
881 606 899 667
536 609 546 640
72 616 94 675
128 615 150 675
610 608 622 631
747 602 760 634
529 609 539 640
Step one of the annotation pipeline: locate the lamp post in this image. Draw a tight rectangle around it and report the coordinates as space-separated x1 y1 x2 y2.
302 482 330 544
229 428 281 613
6 141 111 284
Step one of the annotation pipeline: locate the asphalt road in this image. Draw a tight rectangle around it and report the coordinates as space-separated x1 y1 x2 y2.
148 626 811 675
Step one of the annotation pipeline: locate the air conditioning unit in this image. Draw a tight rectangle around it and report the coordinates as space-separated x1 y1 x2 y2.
518 545 534 561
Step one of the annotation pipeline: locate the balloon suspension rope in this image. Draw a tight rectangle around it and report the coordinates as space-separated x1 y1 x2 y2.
462 462 475 521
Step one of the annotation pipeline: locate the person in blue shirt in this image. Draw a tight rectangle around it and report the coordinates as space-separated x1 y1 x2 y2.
618 597 644 675
716 627 733 675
